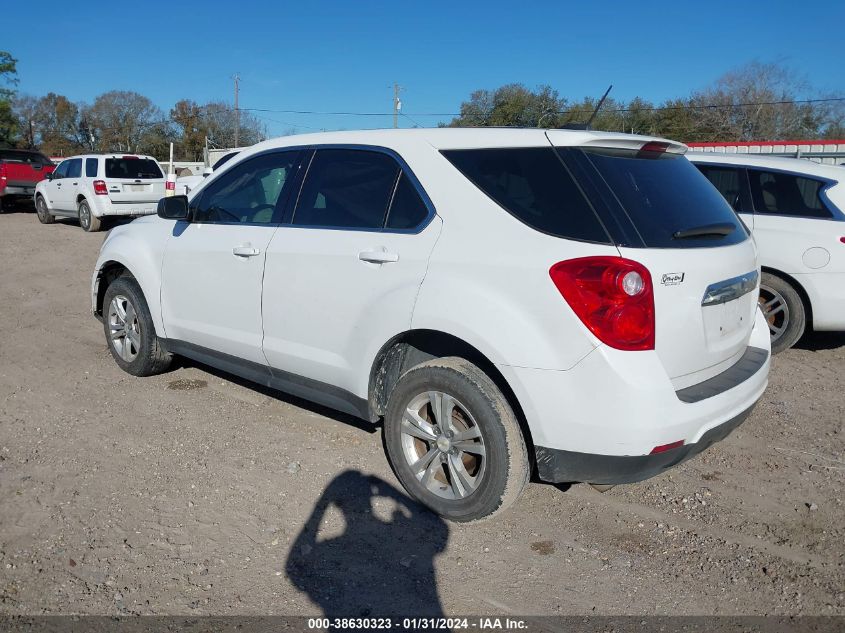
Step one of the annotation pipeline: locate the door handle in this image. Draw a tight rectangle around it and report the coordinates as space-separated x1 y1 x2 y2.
358 249 399 264
232 245 261 257
56 183 62 187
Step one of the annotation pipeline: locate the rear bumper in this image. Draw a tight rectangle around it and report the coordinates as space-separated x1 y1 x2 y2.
498 306 770 473
91 198 158 217
535 402 754 484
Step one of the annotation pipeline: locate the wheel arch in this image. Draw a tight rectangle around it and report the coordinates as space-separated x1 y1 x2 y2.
95 260 134 318
761 266 814 329
367 328 536 466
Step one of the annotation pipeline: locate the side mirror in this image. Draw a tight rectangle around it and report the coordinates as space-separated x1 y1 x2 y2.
157 195 190 221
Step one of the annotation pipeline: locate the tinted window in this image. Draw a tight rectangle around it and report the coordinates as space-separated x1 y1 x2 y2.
696 165 746 212
748 169 832 218
293 149 399 229
443 148 609 243
85 158 98 178
66 158 82 179
105 158 163 179
386 172 429 229
53 161 69 179
0 150 51 165
193 150 300 224
575 148 747 248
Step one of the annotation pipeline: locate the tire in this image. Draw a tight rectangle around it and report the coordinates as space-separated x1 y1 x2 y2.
35 195 55 224
78 199 101 232
102 275 172 376
384 357 530 522
759 272 806 354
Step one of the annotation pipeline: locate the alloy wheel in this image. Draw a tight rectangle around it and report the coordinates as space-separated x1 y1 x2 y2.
108 295 141 362
759 284 790 344
399 391 486 500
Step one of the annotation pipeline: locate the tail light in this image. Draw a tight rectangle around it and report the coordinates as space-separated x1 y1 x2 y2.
93 180 108 195
0 163 6 191
549 256 655 351
840 237 845 244
637 141 669 158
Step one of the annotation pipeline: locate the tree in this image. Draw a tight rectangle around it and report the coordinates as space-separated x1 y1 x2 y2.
0 51 19 147
87 90 166 153
448 84 567 128
32 93 85 156
170 99 206 160
199 101 266 149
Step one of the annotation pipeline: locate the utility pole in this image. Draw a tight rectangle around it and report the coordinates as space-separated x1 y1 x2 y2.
392 83 402 129
233 73 240 147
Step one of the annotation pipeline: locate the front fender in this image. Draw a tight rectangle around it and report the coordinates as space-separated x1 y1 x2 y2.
93 219 173 337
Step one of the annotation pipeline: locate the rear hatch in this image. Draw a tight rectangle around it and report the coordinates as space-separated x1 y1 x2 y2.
103 156 165 204
546 131 758 384
0 150 54 189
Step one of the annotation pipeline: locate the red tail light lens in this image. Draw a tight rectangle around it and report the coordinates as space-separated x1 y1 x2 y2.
840 237 845 244
549 256 655 351
93 180 108 195
650 440 684 454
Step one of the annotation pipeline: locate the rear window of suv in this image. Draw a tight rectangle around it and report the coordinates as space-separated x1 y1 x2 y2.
572 147 747 248
105 158 163 179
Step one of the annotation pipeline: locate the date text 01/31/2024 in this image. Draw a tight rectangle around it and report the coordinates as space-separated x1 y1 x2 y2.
306 617 529 630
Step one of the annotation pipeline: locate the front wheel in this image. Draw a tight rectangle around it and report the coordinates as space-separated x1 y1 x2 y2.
759 272 806 354
35 195 55 224
384 357 529 522
78 199 101 232
102 275 172 376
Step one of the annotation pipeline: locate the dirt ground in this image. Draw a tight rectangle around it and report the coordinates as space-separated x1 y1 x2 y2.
0 209 843 618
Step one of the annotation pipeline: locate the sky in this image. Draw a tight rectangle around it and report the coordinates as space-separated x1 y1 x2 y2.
4 0 844 137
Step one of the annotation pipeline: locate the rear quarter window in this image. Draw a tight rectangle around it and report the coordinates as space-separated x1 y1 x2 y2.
105 158 163 179
442 147 611 243
748 169 833 218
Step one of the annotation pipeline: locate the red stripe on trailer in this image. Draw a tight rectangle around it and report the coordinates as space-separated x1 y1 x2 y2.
687 139 845 147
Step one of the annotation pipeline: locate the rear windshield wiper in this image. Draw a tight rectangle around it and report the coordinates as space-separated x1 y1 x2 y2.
672 222 736 240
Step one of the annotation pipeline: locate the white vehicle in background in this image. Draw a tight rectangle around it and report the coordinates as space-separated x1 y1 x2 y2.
175 151 240 196
92 129 770 521
690 153 845 353
35 154 165 232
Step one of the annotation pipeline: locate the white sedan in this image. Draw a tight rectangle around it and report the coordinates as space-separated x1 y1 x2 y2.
690 153 845 352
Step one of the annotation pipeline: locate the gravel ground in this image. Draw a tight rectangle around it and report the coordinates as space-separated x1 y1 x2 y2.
0 210 843 617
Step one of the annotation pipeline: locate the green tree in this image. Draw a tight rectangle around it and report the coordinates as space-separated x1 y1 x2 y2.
0 51 19 147
448 84 567 128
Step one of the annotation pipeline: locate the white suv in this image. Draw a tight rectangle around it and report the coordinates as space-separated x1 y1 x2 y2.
690 153 845 352
91 129 770 521
35 154 165 232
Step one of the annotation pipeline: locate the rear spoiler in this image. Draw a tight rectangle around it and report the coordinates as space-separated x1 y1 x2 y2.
578 137 688 155
545 130 687 155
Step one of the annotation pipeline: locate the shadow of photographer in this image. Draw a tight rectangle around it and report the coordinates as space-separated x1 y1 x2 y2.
286 470 448 619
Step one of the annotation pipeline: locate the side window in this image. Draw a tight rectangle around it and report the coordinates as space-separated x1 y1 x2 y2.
386 172 429 229
193 150 300 224
696 165 749 212
749 169 832 218
53 161 69 179
85 158 98 178
293 149 399 229
66 158 82 179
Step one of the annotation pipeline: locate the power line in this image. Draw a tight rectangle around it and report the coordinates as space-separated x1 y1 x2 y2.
235 96 845 119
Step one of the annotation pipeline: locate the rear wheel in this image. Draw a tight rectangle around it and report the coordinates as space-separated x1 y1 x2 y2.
35 195 55 224
103 275 172 376
78 199 101 232
384 357 529 522
759 272 806 354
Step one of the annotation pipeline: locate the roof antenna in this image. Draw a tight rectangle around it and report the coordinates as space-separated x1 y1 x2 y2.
561 84 613 130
